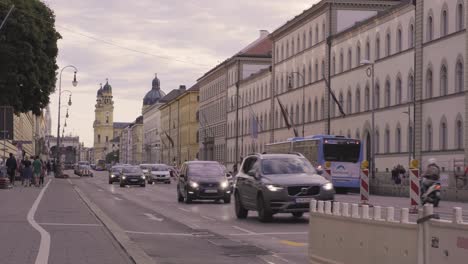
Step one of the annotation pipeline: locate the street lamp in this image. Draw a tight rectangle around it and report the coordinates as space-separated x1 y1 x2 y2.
288 72 306 137
360 59 376 178
56 65 78 177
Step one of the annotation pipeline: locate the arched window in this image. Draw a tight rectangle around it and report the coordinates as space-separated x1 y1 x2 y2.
321 97 325 119
365 39 370 60
386 31 391 56
98 134 101 143
409 23 415 48
346 90 352 114
396 127 402 152
397 28 402 52
294 104 299 125
303 32 306 51
427 15 434 41
315 25 319 44
456 59 464 92
331 97 336 117
355 88 361 113
385 79 391 107
440 64 448 96
315 60 319 81
356 43 361 64
384 128 390 153
286 41 289 58
308 100 312 122
375 130 380 154
441 9 448 36
308 63 312 84
332 55 336 75
365 85 370 111
456 118 464 149
297 35 300 52
376 35 381 60
302 66 306 86
426 68 433 98
292 39 295 55
339 51 344 72
338 93 344 117
281 44 284 61
321 60 325 79
309 28 313 47
396 77 402 104
347 48 352 70
314 98 318 121
440 119 448 150
457 3 465 31
408 126 413 153
375 82 381 108
275 110 279 128
427 122 433 151
322 22 326 40
356 130 361 140
408 73 414 101
290 105 295 125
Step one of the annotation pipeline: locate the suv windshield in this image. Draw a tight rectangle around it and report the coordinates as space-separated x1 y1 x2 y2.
152 165 170 171
323 142 360 163
261 157 316 175
188 163 223 178
122 167 142 174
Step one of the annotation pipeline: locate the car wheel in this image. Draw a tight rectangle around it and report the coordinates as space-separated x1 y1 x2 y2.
234 193 248 219
257 194 272 222
177 186 184 202
224 195 231 204
292 212 304 218
184 189 192 204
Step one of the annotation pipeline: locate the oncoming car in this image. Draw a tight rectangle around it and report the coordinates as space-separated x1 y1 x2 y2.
147 164 171 184
109 165 125 184
234 153 335 222
120 166 146 188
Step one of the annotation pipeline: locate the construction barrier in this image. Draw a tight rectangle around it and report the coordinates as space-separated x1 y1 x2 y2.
0 177 10 189
360 169 370 205
410 169 421 213
309 201 468 264
323 168 332 182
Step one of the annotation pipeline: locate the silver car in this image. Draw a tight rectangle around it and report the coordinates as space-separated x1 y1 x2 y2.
147 164 171 184
234 153 335 222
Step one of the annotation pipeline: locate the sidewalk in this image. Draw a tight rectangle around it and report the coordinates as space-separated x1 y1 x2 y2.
0 176 133 264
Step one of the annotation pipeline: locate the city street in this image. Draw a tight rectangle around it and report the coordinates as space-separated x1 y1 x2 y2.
1 170 468 264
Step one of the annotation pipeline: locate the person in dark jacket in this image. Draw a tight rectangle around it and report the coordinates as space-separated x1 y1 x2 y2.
22 157 33 187
6 153 17 186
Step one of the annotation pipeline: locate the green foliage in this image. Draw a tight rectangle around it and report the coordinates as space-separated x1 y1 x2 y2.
106 151 119 164
0 0 61 115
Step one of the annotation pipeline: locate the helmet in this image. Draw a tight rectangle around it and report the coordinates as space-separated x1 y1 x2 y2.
428 158 437 165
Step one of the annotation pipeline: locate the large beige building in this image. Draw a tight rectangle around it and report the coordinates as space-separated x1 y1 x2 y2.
224 0 468 173
119 116 143 165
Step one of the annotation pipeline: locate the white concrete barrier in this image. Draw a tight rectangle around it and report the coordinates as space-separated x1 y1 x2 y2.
309 201 468 264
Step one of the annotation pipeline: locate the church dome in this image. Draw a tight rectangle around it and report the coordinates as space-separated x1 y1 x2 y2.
102 79 112 93
143 73 166 106
97 83 103 96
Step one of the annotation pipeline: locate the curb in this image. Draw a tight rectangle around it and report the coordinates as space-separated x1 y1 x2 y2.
73 185 156 264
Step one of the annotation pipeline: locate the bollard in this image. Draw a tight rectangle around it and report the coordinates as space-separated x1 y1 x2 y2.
360 169 371 206
310 199 317 213
386 207 395 222
362 205 370 219
342 203 350 217
453 207 463 224
333 202 341 216
373 206 382 221
400 208 410 223
317 201 325 213
351 204 360 218
409 169 421 214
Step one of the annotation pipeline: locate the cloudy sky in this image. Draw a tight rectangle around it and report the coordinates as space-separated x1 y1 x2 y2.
45 0 319 147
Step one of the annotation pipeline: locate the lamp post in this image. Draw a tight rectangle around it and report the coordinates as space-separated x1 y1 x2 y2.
403 102 412 167
361 60 375 178
56 65 78 177
288 72 306 137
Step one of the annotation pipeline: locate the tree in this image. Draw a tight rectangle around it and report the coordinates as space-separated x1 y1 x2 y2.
106 151 119 164
0 0 61 115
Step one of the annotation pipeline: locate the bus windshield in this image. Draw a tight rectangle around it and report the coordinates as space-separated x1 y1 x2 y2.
323 142 360 163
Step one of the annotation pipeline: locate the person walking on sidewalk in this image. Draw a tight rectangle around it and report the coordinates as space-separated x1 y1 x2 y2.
22 157 32 187
39 160 47 187
6 153 17 186
33 156 42 187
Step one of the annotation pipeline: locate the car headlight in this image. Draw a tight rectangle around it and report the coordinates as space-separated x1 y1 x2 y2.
111 174 115 178
266 184 284 192
122 176 126 180
141 175 146 179
322 182 334 191
189 181 199 188
220 181 229 189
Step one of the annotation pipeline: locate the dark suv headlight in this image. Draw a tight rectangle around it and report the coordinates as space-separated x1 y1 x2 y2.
265 184 284 192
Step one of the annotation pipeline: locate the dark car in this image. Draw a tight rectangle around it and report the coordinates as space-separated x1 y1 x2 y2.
109 166 124 184
119 166 146 188
177 161 231 204
234 153 335 222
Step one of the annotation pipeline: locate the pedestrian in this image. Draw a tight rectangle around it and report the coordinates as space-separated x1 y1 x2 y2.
39 160 46 187
6 153 17 186
22 157 32 187
46 160 52 176
33 156 42 187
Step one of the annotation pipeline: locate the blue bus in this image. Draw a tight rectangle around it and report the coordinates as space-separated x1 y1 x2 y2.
265 135 363 190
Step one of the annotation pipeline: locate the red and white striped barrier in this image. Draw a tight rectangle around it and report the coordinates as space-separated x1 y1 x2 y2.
323 168 332 181
360 169 370 205
409 169 420 213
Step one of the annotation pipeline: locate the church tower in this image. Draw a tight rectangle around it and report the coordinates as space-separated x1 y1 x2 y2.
93 79 114 163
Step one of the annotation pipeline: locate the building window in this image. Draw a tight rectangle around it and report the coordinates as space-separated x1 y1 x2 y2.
384 128 390 153
426 68 433 98
427 15 434 41
339 51 344 73
396 127 401 153
331 97 336 118
321 97 325 119
356 44 361 64
303 32 306 51
286 41 289 57
309 28 313 47
375 82 381 108
281 44 284 61
297 36 300 52
332 55 336 75
314 99 318 121
397 28 402 52
308 100 312 122
321 60 325 79
408 73 414 101
98 134 101 143
365 85 370 111
386 32 391 56
396 77 402 104
456 60 464 92
440 120 448 150
322 23 326 40
347 49 352 70
295 104 300 125
440 65 448 96
355 88 361 113
292 39 295 55
346 91 352 114
427 123 433 151
457 3 465 31
315 61 319 81
338 93 344 117
365 40 370 60
376 36 381 60
409 24 415 48
408 126 413 153
308 63 312 83
385 80 391 107
456 119 463 149
441 9 448 36
375 130 380 154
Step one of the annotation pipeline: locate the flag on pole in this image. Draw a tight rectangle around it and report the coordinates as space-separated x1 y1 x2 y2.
276 97 299 137
164 131 174 147
323 75 346 117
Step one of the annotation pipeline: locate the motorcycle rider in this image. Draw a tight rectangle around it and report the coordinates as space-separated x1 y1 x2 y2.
421 158 441 195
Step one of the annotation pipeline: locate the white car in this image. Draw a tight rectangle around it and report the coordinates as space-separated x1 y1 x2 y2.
148 164 171 184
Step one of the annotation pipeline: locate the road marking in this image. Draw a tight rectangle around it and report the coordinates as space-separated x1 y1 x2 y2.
67 179 73 184
201 215 216 221
177 207 191 212
38 223 102 227
232 225 256 234
144 213 163 222
27 179 52 264
114 197 123 201
125 231 192 236
279 240 307 247
229 231 307 236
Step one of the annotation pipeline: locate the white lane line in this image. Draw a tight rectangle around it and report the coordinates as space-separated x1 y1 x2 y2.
38 223 102 227
67 179 73 184
232 225 256 234
201 215 216 221
27 179 52 264
125 231 192 236
143 213 164 222
229 231 308 236
177 207 191 212
114 197 123 201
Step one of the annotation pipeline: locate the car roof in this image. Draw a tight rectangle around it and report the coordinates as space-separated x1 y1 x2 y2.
248 153 304 159
186 161 220 165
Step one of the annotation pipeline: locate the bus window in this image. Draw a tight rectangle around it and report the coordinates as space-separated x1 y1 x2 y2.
323 143 360 163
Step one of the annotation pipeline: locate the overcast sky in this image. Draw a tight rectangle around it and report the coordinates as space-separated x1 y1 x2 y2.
45 0 318 147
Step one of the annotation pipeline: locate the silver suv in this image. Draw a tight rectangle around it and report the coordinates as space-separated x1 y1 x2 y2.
234 153 335 222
